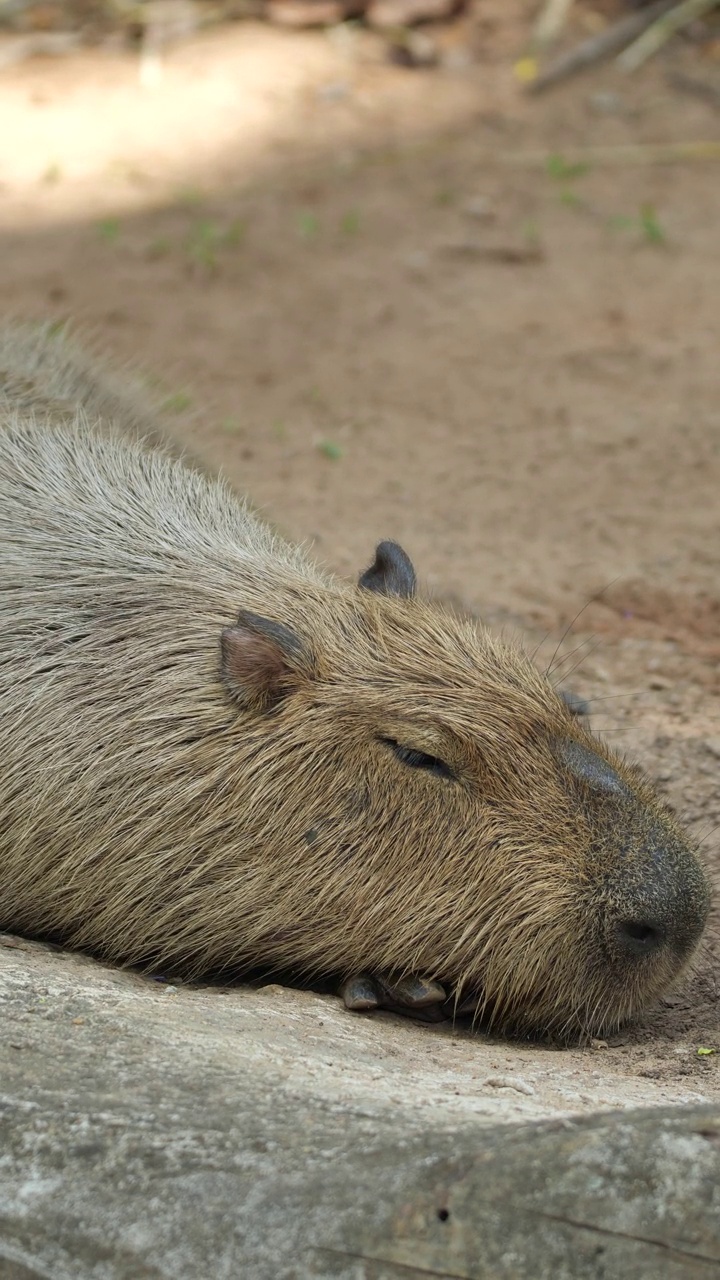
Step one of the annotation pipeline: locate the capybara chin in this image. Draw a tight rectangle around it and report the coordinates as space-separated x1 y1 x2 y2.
0 335 711 1040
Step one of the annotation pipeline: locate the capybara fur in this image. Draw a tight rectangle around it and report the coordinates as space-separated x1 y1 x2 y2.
0 324 711 1039
0 318 184 456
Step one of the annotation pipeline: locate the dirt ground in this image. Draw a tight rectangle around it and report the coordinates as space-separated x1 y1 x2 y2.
1 7 719 1111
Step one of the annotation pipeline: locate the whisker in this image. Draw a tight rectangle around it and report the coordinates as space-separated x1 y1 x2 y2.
551 642 603 688
696 822 720 849
544 578 620 680
579 691 648 704
530 629 553 664
547 634 599 682
544 602 597 680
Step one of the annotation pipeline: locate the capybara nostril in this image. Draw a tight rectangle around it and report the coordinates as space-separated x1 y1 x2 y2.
615 918 665 958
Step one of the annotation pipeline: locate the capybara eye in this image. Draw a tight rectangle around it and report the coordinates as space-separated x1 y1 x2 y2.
379 736 455 780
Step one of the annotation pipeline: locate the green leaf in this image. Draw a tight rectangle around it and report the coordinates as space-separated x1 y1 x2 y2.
42 162 62 185
186 220 220 269
97 218 121 244
317 439 342 460
298 211 319 238
546 154 590 181
639 203 665 244
163 392 192 413
223 218 247 247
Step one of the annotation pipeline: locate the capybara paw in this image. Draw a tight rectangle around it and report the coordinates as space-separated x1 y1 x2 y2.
339 973 381 1011
340 973 447 1019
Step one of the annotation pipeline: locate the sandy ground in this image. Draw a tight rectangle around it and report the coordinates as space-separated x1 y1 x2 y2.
1 11 719 1113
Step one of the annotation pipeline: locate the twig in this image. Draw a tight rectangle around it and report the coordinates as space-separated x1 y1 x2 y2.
525 0 677 93
497 141 720 166
532 0 575 51
439 241 545 263
667 69 720 107
618 0 720 73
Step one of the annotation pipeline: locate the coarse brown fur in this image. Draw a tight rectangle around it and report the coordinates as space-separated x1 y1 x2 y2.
0 318 187 457
0 324 711 1039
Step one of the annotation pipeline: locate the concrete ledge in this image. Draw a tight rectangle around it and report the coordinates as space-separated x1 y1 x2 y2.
1 940 719 1279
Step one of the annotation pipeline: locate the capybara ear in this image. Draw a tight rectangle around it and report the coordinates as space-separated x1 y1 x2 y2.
358 540 416 599
221 611 308 712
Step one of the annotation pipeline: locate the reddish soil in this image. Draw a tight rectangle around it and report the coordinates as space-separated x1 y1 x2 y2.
1 9 719 1101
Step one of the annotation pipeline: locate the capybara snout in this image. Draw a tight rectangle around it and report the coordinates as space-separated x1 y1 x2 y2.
0 322 711 1040
547 736 710 1030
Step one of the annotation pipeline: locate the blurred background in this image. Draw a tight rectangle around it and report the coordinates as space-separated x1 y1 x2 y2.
0 0 719 635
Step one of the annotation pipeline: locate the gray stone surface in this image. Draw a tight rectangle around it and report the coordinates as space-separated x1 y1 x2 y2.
1 939 719 1279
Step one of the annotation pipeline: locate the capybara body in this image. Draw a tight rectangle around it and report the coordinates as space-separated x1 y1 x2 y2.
0 326 711 1038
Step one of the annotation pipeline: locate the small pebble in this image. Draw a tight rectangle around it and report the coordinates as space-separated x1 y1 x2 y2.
441 46 474 72
462 196 494 223
387 35 438 69
484 1075 535 1096
588 91 625 115
316 81 350 103
403 250 430 276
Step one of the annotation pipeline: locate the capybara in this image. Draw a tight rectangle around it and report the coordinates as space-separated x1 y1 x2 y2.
0 323 711 1038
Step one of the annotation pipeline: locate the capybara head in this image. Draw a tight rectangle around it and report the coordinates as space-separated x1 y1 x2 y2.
0 422 710 1040
216 539 710 1038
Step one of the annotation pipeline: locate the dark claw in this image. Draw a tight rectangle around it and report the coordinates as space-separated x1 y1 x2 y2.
340 974 380 1011
375 975 447 1009
340 973 448 1020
